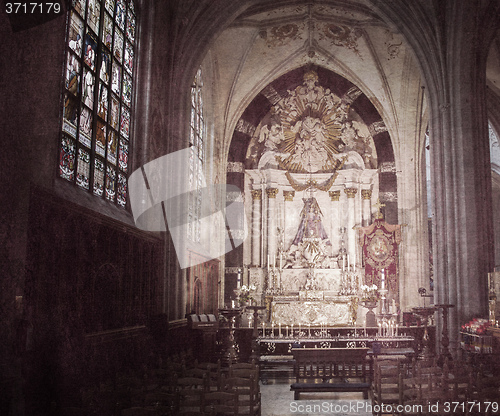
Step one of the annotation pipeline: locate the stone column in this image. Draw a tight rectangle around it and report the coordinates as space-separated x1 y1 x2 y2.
266 187 279 267
361 189 372 227
329 190 341 257
251 189 262 267
283 190 295 253
344 187 358 269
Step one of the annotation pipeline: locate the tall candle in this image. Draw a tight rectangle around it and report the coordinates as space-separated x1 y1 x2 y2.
381 269 385 290
237 268 241 288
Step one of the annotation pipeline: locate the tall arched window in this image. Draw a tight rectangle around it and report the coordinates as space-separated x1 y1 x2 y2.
188 68 204 242
58 0 137 208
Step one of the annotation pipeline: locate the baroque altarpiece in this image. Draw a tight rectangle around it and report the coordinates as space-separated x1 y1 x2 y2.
241 70 401 326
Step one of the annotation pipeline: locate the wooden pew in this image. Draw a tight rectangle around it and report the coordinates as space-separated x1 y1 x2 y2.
290 347 371 400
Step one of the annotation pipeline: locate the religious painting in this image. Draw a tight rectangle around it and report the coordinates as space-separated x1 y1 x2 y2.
358 218 402 293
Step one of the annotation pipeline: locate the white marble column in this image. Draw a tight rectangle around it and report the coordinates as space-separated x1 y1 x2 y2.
251 189 262 267
329 190 341 256
266 187 279 267
283 190 295 251
361 189 372 227
344 187 358 269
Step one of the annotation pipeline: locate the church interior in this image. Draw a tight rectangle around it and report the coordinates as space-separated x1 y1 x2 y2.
2 0 500 414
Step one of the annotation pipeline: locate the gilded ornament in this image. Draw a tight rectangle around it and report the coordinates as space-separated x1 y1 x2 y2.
329 190 340 201
361 189 372 200
283 190 295 201
251 189 262 200
266 188 279 199
344 188 358 198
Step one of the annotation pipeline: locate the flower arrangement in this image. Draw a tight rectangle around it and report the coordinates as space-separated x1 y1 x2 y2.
360 284 379 302
238 285 256 304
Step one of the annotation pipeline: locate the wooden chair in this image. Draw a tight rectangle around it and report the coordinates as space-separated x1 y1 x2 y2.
371 357 406 415
176 376 207 414
202 391 239 416
226 374 261 416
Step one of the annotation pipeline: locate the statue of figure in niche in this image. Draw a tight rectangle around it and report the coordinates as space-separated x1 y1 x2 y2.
292 197 330 244
284 197 333 268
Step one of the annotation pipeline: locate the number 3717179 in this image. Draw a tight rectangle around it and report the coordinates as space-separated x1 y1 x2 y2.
5 2 61 14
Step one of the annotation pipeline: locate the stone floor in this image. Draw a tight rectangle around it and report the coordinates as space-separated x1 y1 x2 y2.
260 381 373 416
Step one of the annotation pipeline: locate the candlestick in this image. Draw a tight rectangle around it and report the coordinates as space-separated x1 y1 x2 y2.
262 322 265 337
237 268 241 289
381 269 385 290
286 325 289 338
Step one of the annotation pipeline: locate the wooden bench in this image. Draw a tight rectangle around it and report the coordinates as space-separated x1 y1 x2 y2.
290 347 371 400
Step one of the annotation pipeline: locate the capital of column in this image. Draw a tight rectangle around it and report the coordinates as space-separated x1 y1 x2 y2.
283 190 295 201
266 188 279 199
329 190 341 201
361 189 372 200
344 188 358 199
251 189 262 200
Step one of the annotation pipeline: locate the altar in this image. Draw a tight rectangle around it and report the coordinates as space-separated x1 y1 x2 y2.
271 293 353 326
234 69 402 328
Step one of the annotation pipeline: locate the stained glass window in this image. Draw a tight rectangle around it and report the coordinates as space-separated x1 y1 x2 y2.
188 69 204 242
59 0 137 208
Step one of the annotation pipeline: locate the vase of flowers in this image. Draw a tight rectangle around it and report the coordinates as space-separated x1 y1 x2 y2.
360 284 379 327
238 285 256 306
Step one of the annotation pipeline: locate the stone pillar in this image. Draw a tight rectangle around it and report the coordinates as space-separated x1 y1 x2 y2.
251 189 262 267
266 187 279 267
344 187 358 269
361 189 372 227
283 190 295 252
329 190 341 256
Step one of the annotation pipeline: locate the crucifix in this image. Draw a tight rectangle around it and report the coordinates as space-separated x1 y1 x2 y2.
373 198 386 220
